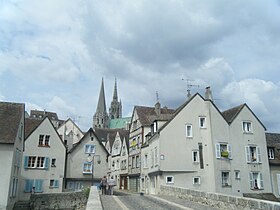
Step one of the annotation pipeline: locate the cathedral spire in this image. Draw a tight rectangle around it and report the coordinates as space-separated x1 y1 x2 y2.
93 78 109 128
109 77 122 120
113 77 118 101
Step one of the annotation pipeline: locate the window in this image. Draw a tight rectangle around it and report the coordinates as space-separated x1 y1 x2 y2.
144 154 148 168
166 176 174 184
24 179 43 193
136 155 140 168
186 124 193 138
193 176 201 185
36 157 45 168
221 171 230 187
235 170 240 180
83 162 92 174
50 179 59 188
121 160 127 170
132 157 136 168
192 150 199 163
199 117 206 128
268 148 275 160
85 145 95 154
153 121 158 133
245 146 261 163
243 121 252 133
28 156 36 168
39 135 44 145
45 135 50 146
51 158 56 167
249 172 263 190
215 143 232 159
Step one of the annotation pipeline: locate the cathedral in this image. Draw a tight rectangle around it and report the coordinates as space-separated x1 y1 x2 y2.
93 78 122 128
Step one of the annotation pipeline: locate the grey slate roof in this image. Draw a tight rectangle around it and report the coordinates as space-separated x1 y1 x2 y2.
221 104 245 124
135 106 175 126
266 132 280 165
30 110 59 120
25 118 43 139
0 102 24 144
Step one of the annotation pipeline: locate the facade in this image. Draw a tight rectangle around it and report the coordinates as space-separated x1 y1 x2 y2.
145 88 272 197
29 110 64 128
128 104 174 192
57 118 84 151
20 117 66 200
109 130 129 189
266 133 280 197
66 128 109 191
0 102 25 210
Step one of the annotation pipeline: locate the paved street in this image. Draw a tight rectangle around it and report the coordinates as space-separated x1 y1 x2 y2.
100 190 220 210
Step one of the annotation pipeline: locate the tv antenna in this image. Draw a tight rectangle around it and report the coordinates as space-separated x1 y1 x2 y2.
181 77 199 99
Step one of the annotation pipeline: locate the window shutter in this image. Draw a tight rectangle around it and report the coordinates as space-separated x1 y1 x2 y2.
227 144 232 159
25 180 31 192
259 173 264 189
54 180 59 188
257 147 261 163
245 146 250 163
35 180 43 193
215 144 221 158
249 172 254 189
45 157 49 170
24 156 29 169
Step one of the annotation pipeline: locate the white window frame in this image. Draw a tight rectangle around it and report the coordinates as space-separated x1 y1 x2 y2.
243 121 253 133
185 124 193 138
193 176 201 185
192 150 199 163
268 148 275 160
166 176 174 184
221 171 230 187
215 143 232 159
245 146 261 163
249 172 264 190
235 170 241 180
136 156 140 168
199 117 206 128
85 145 96 154
83 162 92 174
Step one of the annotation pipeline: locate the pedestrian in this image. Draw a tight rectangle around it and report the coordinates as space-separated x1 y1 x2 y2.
108 176 116 195
100 176 107 195
31 187 35 195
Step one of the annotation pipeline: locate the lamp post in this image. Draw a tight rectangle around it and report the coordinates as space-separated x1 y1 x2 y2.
87 154 101 186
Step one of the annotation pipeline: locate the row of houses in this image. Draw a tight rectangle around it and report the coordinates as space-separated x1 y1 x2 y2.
1 87 280 209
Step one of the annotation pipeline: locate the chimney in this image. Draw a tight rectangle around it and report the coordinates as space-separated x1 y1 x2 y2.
155 102 161 116
205 86 213 101
187 90 192 100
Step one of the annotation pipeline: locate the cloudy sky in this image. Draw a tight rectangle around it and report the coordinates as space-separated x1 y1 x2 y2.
1 0 280 132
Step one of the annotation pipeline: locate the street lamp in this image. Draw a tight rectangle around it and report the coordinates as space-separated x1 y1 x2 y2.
87 154 101 186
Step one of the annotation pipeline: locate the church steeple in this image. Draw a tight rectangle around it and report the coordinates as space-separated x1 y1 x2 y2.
93 78 109 128
109 78 122 120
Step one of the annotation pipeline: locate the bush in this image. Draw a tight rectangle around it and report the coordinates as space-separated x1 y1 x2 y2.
82 187 90 198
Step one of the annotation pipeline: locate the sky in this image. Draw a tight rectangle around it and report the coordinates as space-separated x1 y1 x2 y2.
1 0 280 132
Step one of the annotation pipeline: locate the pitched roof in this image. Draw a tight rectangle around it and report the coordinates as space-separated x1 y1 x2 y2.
30 110 59 120
25 118 43 138
109 117 131 129
221 104 245 124
134 106 175 126
0 102 24 144
266 132 280 165
94 128 128 149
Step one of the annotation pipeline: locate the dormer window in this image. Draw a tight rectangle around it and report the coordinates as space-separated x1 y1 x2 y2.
268 148 275 160
153 121 158 133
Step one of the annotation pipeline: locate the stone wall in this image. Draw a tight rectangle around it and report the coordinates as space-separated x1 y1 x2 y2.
160 185 280 210
30 191 88 210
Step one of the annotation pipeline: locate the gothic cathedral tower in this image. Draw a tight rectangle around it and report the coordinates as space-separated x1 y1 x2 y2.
93 78 109 128
109 78 122 119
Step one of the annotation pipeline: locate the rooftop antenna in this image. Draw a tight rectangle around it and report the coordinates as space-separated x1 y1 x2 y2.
156 91 159 102
181 77 199 99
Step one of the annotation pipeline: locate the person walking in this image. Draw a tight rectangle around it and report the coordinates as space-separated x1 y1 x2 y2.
100 176 107 195
108 176 116 195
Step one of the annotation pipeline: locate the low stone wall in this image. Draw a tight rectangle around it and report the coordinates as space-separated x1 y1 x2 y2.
86 186 102 210
30 191 88 210
160 185 280 210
